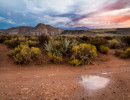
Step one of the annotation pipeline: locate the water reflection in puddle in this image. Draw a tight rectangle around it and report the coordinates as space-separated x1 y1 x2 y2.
80 75 110 90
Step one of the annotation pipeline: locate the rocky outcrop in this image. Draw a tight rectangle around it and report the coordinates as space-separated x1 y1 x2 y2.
0 23 64 35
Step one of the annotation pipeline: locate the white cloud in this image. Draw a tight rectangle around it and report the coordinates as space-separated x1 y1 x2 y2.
102 7 130 16
0 16 5 21
37 15 71 26
75 0 117 15
0 16 16 24
24 0 74 14
6 20 16 24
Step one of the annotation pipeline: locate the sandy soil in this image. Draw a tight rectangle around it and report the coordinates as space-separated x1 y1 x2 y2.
0 43 130 100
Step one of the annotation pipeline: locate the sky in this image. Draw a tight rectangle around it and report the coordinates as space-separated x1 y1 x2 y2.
0 0 130 29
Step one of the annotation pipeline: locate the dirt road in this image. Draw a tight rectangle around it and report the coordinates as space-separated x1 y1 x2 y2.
0 44 130 100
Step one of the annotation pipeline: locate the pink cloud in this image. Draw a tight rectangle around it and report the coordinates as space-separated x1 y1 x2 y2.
103 0 130 11
71 0 130 28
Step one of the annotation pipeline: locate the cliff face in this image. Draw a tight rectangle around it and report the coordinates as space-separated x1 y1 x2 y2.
0 23 64 35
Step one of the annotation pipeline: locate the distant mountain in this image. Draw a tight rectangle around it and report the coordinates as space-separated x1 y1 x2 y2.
66 27 89 30
0 23 64 35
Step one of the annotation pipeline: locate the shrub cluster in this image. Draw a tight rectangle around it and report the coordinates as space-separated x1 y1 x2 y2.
26 40 40 47
47 52 63 64
88 37 108 50
99 45 109 54
8 44 41 64
108 39 120 49
70 44 97 66
121 36 130 46
120 48 130 58
4 37 25 48
37 35 50 45
44 38 71 63
79 36 89 43
0 35 13 43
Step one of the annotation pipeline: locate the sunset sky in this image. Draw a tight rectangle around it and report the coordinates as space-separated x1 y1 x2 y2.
0 0 130 29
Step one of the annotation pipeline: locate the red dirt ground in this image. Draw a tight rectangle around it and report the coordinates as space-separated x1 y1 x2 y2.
0 43 130 100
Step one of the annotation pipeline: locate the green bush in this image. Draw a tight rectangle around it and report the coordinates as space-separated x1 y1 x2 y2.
31 47 42 60
26 40 40 47
121 36 130 46
120 48 130 58
70 44 97 66
28 36 38 41
47 52 63 64
37 35 50 45
4 37 25 48
108 39 120 49
79 36 89 43
44 38 71 56
44 38 72 63
88 37 108 50
104 36 113 40
0 35 13 43
8 44 42 64
99 45 109 54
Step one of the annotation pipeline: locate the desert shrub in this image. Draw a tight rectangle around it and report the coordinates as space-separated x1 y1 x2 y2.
104 36 113 40
0 35 13 43
30 47 42 60
108 39 120 49
59 38 71 55
4 37 25 48
44 38 71 63
37 35 50 45
69 39 78 47
121 36 130 46
120 48 130 58
88 37 108 50
47 52 63 63
99 45 109 54
70 44 97 66
44 40 55 53
45 38 71 56
26 40 40 47
28 36 38 41
79 36 89 43
8 44 41 64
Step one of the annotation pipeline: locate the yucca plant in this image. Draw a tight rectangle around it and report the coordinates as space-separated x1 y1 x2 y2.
60 38 71 54
44 40 55 53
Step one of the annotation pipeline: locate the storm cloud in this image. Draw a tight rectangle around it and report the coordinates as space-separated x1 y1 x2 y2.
0 0 130 29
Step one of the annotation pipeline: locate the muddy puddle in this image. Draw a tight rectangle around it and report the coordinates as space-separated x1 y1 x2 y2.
80 75 110 90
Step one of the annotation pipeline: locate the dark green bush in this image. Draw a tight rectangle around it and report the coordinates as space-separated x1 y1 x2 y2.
79 36 89 43
0 35 13 43
88 37 108 50
37 35 50 45
121 36 130 46
4 37 25 48
104 36 113 40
